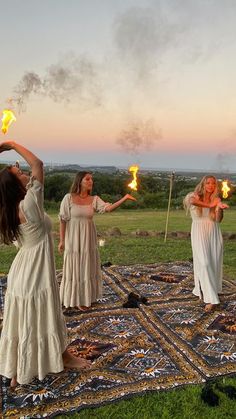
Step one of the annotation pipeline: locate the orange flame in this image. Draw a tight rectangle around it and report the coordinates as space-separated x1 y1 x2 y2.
1 109 16 134
221 180 230 199
128 165 139 191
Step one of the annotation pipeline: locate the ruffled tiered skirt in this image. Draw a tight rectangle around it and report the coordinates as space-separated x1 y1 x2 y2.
60 219 102 308
0 237 67 384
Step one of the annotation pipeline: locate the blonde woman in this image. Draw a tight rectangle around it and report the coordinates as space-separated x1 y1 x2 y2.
183 176 228 312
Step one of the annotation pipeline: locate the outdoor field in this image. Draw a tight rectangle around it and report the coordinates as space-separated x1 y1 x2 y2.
2 208 236 279
1 209 236 418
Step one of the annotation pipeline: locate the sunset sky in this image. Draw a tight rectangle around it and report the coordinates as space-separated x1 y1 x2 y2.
0 0 236 171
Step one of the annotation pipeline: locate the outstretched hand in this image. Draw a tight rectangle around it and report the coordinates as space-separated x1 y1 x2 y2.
0 141 15 153
125 193 137 201
217 202 229 209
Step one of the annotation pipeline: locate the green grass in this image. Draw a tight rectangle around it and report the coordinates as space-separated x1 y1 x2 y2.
56 377 236 419
2 209 236 276
1 209 236 418
49 207 236 234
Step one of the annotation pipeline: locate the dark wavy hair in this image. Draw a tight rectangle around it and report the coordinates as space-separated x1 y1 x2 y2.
0 167 26 244
70 171 92 194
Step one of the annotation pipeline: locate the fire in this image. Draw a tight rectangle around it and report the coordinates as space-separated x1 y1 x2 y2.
128 165 139 191
221 180 230 199
1 109 16 134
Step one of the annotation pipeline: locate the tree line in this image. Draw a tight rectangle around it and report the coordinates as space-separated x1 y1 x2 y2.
43 171 236 210
0 163 234 210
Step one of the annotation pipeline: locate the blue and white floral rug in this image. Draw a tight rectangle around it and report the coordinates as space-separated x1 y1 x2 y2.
0 261 235 418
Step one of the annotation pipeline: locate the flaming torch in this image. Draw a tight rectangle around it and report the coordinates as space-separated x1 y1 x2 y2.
1 109 16 134
221 180 230 199
128 165 139 191
164 172 175 243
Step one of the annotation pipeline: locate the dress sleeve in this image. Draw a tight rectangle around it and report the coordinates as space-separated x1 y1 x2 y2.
59 194 71 221
21 177 44 222
93 195 111 214
184 192 197 209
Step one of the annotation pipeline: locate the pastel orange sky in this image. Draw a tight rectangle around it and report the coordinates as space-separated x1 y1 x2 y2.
1 0 236 170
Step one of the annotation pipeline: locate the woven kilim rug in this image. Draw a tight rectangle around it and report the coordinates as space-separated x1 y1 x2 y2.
0 261 236 418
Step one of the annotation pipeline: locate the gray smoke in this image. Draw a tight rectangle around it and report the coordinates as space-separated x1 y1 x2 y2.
112 0 236 83
214 131 236 172
215 153 231 172
11 55 102 112
12 72 42 112
215 151 236 173
117 118 161 154
113 5 183 80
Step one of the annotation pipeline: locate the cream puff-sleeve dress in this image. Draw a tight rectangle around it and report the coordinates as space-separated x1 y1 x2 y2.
187 193 223 304
59 194 110 308
0 178 67 384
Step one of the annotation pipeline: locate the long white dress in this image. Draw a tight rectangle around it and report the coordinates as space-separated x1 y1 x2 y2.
189 199 223 304
59 194 109 308
0 178 67 384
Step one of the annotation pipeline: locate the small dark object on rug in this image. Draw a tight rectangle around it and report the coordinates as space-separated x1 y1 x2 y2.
123 296 139 308
201 382 219 407
123 292 149 308
101 261 112 267
129 292 149 304
216 383 236 399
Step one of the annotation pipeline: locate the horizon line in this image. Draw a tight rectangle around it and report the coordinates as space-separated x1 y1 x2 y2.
0 158 236 174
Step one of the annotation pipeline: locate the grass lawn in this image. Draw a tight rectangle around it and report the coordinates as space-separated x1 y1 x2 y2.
1 209 236 418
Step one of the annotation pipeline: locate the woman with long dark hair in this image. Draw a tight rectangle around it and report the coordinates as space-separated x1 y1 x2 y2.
58 171 136 310
0 141 90 387
183 175 228 312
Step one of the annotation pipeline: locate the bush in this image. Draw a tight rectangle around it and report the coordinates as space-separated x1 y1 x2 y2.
45 174 71 202
44 200 60 211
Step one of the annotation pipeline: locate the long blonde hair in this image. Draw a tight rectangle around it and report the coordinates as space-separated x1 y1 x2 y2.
183 175 219 217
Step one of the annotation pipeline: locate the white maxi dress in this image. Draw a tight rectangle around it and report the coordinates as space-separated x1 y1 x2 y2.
0 178 67 384
59 194 109 308
189 201 223 304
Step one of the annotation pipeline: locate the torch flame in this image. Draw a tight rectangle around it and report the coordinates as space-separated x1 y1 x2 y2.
221 180 230 199
1 109 16 134
128 165 139 191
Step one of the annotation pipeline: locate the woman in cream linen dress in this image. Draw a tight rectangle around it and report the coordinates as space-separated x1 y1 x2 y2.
184 175 228 311
59 171 136 309
0 141 90 386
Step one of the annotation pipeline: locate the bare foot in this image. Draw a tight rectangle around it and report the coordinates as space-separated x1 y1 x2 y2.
62 349 91 369
204 303 219 312
10 377 17 388
78 306 91 311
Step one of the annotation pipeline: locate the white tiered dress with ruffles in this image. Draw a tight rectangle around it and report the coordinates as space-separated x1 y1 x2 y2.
59 194 109 308
0 178 67 384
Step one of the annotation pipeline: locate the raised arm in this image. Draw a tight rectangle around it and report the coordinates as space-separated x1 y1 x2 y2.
189 194 220 209
105 194 136 212
190 194 229 216
0 140 43 184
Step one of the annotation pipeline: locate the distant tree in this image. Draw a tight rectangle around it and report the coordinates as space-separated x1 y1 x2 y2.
93 173 127 196
139 175 161 193
45 174 71 201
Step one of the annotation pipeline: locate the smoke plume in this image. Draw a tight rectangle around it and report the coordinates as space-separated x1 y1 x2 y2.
11 55 102 113
117 118 161 155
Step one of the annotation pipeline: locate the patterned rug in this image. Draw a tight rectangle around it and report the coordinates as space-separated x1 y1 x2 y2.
0 261 236 418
